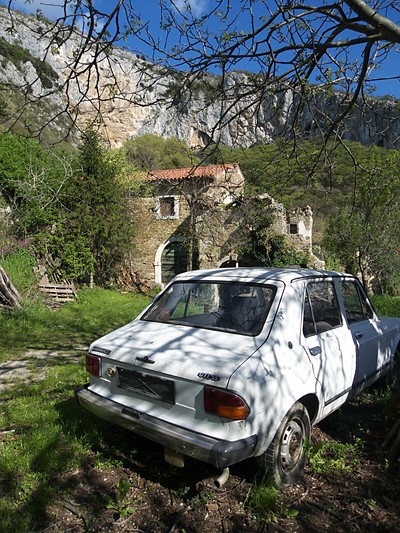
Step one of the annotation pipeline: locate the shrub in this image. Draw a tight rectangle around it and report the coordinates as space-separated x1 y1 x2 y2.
0 246 36 296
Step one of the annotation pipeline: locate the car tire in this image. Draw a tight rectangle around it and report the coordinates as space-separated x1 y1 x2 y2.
388 349 400 390
258 402 311 487
376 348 400 390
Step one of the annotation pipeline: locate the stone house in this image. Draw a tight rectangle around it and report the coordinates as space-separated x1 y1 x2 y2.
127 163 315 287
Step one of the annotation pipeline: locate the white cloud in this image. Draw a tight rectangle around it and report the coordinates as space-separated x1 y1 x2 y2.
174 0 208 18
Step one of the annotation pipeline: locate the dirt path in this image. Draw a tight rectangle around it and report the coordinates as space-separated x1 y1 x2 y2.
0 349 84 391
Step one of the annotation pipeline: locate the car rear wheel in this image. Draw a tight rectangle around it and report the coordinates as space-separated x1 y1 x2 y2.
389 349 400 389
258 402 311 487
377 348 400 390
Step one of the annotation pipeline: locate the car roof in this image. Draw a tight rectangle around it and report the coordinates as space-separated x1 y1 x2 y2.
172 267 353 284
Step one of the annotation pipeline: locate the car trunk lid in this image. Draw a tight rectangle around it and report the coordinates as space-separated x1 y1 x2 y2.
90 318 263 387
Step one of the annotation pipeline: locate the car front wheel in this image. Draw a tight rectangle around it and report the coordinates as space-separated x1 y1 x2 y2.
258 402 311 487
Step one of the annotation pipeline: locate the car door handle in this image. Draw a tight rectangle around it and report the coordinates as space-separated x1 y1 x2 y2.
309 346 321 356
354 331 363 340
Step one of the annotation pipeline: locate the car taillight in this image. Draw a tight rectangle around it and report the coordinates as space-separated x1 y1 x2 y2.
86 354 102 377
204 386 250 420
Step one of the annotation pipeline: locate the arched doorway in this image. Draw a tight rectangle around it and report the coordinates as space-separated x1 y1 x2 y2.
154 238 188 286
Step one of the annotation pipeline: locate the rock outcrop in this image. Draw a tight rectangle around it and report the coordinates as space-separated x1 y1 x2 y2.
0 6 399 149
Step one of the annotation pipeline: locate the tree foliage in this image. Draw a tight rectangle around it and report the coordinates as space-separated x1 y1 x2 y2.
0 131 72 237
225 192 309 269
0 129 133 284
58 129 134 283
123 134 199 170
323 159 400 293
212 138 400 292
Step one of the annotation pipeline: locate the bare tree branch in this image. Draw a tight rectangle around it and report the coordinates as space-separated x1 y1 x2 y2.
344 0 400 41
0 1 399 150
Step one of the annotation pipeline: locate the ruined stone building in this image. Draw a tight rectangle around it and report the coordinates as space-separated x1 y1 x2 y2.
127 163 315 287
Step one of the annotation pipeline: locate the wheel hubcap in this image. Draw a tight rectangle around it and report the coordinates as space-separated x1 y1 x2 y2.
280 419 304 472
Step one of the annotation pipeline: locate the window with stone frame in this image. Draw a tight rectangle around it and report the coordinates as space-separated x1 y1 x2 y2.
155 196 179 219
289 223 298 234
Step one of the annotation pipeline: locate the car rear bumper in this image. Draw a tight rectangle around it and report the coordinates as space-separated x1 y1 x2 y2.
75 384 257 469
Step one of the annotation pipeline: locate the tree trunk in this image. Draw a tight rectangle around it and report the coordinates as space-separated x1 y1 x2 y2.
0 265 22 309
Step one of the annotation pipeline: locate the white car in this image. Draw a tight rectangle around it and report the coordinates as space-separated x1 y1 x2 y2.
76 268 400 486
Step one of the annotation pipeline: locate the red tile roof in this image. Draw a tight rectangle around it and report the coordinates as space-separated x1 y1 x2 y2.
147 163 239 181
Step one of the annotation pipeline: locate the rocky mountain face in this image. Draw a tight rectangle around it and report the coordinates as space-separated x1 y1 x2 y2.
0 6 399 149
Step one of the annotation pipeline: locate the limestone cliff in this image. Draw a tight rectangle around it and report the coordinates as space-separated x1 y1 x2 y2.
0 6 399 149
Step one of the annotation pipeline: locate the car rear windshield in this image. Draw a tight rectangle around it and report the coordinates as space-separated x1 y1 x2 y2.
142 281 275 336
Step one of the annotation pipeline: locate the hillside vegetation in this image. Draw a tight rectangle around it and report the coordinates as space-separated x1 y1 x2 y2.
0 129 399 294
214 140 400 292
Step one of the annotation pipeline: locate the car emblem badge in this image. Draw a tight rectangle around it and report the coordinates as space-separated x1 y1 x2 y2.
197 372 220 382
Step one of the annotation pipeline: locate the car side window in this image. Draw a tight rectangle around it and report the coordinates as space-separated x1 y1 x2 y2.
340 280 374 324
303 281 342 337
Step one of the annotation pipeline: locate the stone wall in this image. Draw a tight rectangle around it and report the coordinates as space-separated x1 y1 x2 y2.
128 165 245 286
128 167 316 287
128 192 191 284
286 206 313 254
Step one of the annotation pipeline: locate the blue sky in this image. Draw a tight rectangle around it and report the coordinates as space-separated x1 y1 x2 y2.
0 0 399 98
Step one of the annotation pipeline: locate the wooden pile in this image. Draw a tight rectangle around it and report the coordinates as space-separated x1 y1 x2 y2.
38 282 77 302
0 265 22 309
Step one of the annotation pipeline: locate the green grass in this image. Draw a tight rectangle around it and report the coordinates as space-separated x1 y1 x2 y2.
0 248 37 295
0 248 152 360
0 363 97 530
371 295 400 318
245 475 299 522
0 288 151 361
306 438 363 476
0 280 153 529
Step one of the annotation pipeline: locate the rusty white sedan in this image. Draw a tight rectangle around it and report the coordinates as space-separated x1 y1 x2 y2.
75 268 400 486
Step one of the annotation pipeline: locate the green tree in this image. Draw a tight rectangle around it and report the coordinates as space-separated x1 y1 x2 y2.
234 195 309 268
59 129 133 283
0 131 73 239
324 153 400 293
124 134 198 171
0 131 48 204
